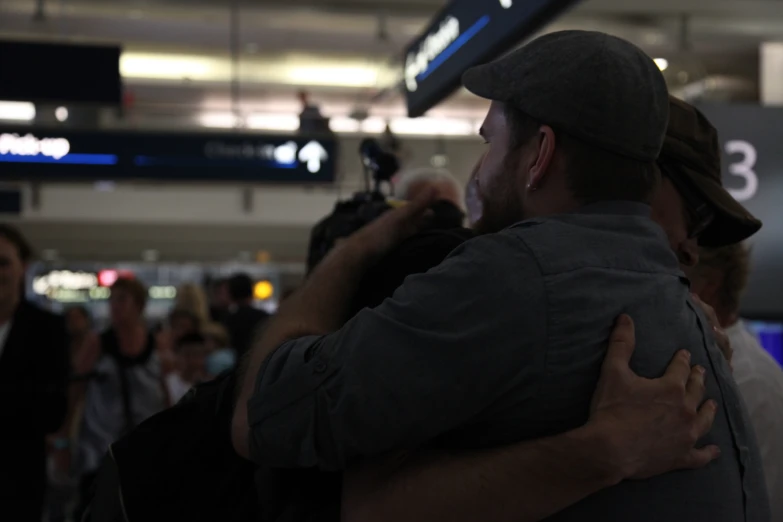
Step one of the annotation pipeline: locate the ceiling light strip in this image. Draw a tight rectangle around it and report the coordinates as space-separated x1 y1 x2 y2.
197 112 481 137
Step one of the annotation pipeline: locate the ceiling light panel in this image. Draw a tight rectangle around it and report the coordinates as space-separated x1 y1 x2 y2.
120 51 394 89
0 101 35 121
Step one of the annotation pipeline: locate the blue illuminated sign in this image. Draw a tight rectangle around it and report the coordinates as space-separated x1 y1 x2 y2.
403 0 581 117
416 16 491 84
0 128 337 183
0 153 118 165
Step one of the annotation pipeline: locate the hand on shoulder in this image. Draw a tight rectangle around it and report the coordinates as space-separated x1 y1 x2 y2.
588 315 720 481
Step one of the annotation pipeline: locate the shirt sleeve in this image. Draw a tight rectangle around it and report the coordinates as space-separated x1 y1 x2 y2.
247 232 548 471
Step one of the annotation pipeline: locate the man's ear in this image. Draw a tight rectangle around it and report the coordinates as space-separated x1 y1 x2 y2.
678 238 700 269
689 266 719 305
527 125 556 191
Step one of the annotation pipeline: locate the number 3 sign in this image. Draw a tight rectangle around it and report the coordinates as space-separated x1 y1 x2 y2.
725 140 759 203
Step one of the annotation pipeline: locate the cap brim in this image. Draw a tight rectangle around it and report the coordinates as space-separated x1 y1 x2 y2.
679 165 762 247
462 63 506 102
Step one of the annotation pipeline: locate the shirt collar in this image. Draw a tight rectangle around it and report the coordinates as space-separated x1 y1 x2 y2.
574 200 651 217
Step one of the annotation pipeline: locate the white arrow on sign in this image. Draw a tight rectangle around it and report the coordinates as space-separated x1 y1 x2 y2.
298 141 328 174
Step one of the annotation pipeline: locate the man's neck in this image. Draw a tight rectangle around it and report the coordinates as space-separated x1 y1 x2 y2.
523 193 581 221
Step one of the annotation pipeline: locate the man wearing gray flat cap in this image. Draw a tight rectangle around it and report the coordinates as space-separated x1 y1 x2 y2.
233 31 769 522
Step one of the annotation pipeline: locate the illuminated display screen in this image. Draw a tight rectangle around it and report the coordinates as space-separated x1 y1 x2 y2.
0 128 337 183
31 269 176 304
0 40 122 105
747 321 783 366
403 0 580 117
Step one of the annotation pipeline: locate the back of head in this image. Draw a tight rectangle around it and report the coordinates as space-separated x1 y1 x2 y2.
503 106 661 205
463 30 669 206
228 273 254 303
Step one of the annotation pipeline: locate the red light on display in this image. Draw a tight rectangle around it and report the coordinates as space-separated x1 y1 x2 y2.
98 270 118 287
98 269 134 287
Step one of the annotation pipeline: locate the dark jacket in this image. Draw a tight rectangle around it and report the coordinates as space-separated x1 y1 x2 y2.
0 301 69 521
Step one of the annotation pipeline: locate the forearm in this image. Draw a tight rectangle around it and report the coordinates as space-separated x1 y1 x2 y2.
342 424 623 522
233 241 371 457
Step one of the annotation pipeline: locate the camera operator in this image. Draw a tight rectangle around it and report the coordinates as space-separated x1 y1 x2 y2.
395 167 467 231
395 168 463 208
306 140 468 274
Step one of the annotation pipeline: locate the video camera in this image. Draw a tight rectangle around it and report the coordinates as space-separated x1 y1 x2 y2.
306 138 467 274
306 139 399 273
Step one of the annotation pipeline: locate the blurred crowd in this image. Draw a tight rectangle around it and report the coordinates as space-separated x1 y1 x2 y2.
0 225 271 522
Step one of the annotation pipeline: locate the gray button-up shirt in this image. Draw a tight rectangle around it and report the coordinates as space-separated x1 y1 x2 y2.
248 202 770 521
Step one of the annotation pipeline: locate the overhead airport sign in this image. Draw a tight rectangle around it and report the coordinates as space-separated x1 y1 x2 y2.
403 0 581 117
0 128 337 183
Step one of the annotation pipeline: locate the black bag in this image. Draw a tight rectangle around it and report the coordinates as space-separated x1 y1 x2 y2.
84 371 258 522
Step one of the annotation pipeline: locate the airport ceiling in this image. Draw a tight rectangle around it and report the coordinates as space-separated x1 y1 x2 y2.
6 0 783 52
1 0 781 115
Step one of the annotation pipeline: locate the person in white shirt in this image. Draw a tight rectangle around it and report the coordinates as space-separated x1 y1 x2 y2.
690 243 783 522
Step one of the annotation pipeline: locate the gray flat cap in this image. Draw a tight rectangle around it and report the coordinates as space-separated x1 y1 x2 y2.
463 30 669 162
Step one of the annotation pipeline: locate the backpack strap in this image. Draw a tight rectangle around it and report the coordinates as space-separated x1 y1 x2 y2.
101 330 157 436
115 363 135 436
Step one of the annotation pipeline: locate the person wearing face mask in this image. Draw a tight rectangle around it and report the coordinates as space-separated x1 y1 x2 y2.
233 31 769 522
0 225 69 522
